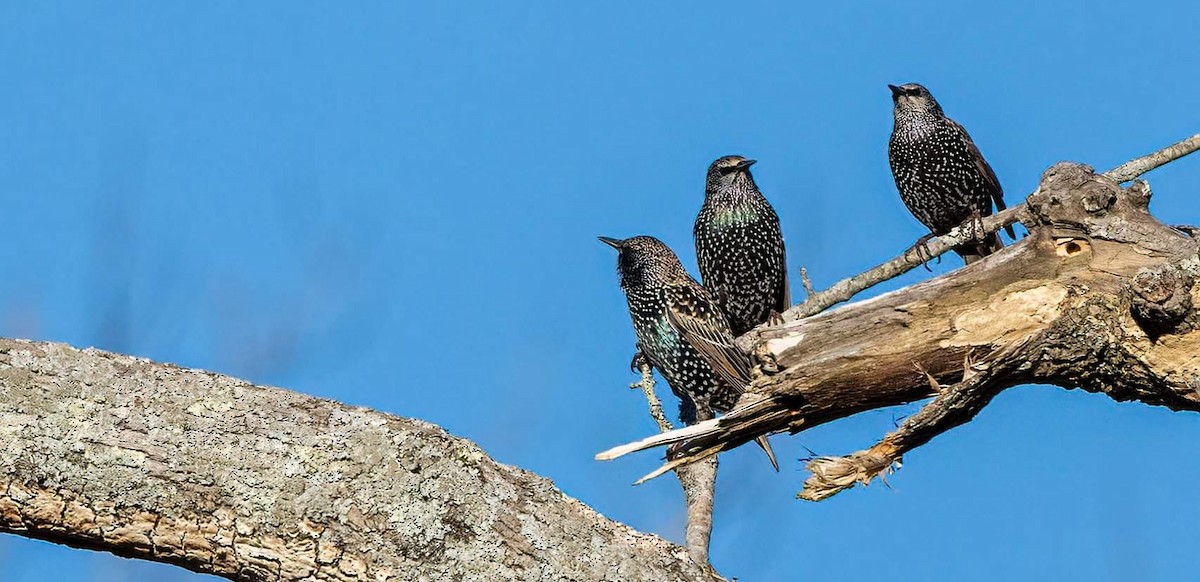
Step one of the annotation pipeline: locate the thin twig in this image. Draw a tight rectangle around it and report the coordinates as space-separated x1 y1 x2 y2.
785 132 1200 321
1104 133 1200 183
786 205 1024 320
799 267 815 300
629 360 716 565
631 362 673 433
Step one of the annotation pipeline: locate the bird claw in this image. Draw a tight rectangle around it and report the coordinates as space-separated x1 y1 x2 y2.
629 351 650 373
766 309 785 327
908 234 940 271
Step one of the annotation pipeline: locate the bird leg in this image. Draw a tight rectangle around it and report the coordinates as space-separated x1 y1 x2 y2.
968 209 987 243
629 351 650 375
907 233 941 272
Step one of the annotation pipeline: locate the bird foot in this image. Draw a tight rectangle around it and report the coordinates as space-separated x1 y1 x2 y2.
629 351 650 374
908 234 941 271
766 309 786 327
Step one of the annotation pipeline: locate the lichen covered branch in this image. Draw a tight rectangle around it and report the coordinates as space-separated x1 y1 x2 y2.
0 340 722 582
631 359 674 433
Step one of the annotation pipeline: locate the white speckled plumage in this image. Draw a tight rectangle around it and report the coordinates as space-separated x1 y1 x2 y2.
694 156 790 336
601 235 745 423
888 83 1010 263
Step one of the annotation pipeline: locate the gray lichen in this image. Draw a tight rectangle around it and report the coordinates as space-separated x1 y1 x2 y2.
0 339 721 582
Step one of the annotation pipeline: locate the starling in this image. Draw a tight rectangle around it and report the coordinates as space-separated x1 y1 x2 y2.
694 156 790 337
600 235 777 469
887 83 1015 264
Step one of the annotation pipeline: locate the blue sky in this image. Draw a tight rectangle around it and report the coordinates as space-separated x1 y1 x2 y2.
1 2 1198 581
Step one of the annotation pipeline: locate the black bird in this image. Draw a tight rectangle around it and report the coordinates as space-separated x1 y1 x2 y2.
694 155 790 337
600 235 777 469
887 83 1015 264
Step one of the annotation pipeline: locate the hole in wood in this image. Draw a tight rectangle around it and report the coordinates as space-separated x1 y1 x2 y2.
1055 238 1089 257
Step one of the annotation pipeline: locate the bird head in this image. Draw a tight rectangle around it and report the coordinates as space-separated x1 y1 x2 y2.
599 235 683 289
888 83 944 117
705 155 758 193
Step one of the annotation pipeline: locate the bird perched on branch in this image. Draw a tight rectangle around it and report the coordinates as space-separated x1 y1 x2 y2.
888 83 1016 264
694 155 790 336
600 235 777 470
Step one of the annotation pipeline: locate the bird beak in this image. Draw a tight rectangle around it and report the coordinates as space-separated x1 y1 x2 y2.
888 84 904 96
598 236 624 250
735 159 757 170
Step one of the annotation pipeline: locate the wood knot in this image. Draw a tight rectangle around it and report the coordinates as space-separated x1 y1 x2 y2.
753 343 781 375
1129 264 1195 337
1026 162 1118 226
1126 179 1152 208
1080 182 1117 214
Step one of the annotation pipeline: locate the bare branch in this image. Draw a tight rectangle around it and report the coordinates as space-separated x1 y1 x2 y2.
799 341 1028 501
629 360 717 565
784 205 1024 320
781 132 1200 322
0 340 723 582
1104 132 1200 183
631 360 674 433
602 161 1200 498
678 456 717 566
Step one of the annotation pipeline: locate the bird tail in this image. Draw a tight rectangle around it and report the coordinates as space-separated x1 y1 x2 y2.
955 231 1003 265
754 435 779 471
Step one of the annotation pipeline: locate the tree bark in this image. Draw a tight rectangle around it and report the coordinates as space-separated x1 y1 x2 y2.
601 162 1200 499
0 340 723 582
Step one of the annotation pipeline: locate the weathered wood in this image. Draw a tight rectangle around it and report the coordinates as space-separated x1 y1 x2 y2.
0 340 723 582
601 163 1200 498
783 132 1200 320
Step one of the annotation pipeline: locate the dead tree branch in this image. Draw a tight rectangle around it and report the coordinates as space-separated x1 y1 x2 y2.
1105 132 1200 183
630 360 718 565
0 340 723 582
798 339 1030 500
784 132 1200 321
600 151 1200 499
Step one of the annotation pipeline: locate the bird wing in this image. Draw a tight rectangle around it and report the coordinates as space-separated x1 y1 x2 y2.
666 283 752 390
776 241 791 314
949 118 1016 239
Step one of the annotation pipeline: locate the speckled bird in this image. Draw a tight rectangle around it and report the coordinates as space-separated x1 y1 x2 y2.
694 155 789 337
888 83 1015 263
600 235 777 469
